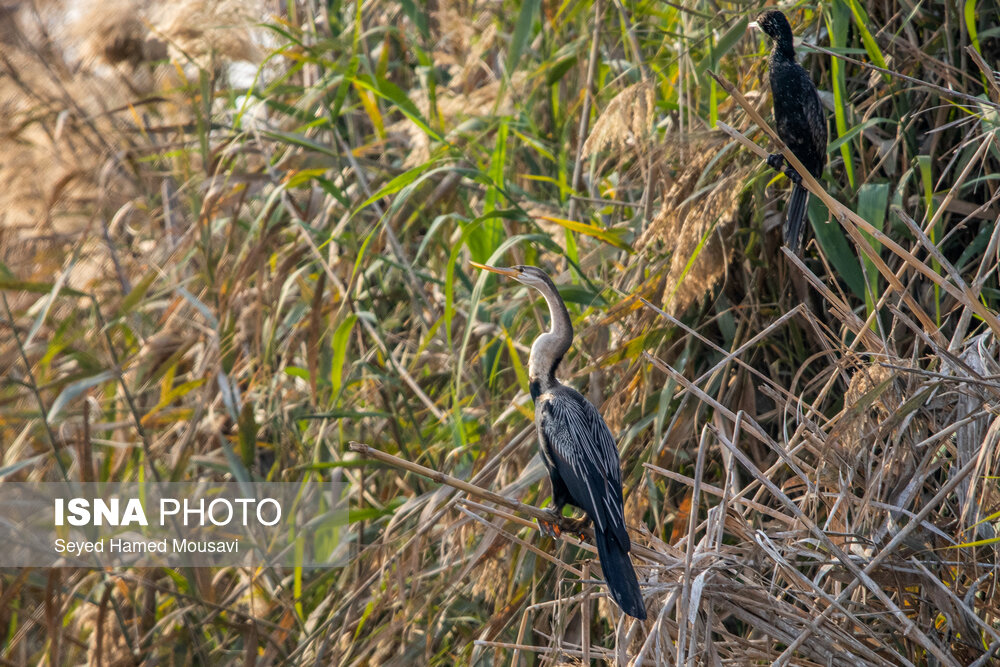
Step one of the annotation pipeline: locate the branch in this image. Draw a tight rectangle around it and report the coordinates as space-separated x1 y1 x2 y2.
347 441 672 565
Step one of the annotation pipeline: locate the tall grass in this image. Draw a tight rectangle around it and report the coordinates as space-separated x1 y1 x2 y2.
2 0 1000 663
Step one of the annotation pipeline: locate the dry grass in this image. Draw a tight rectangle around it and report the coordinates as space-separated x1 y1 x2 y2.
2 0 1000 664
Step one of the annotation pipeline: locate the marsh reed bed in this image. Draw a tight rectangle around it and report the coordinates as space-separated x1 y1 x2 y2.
1 0 999 663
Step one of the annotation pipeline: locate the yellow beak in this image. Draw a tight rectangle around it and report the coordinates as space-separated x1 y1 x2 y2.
470 261 520 278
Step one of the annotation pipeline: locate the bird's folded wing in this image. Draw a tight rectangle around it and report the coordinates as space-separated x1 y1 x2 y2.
540 395 629 547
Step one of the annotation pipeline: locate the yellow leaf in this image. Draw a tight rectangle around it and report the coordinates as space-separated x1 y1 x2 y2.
536 215 633 252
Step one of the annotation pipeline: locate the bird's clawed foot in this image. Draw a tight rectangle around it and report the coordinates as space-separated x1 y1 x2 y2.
766 153 785 173
538 510 589 541
538 509 563 539
565 517 589 542
767 153 803 185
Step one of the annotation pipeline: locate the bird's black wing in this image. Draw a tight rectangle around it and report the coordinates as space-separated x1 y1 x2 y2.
771 60 827 177
538 387 630 549
798 69 828 177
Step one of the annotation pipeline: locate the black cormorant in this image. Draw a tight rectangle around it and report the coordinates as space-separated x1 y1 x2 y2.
753 9 828 252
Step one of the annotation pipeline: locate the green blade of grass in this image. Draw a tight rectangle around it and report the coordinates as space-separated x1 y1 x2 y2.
844 0 889 76
809 196 865 299
508 0 541 73
331 314 358 398
917 154 941 325
856 182 889 325
827 0 855 189
350 74 441 141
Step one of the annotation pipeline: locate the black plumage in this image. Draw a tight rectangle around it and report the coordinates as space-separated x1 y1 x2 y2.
756 9 827 253
536 384 646 619
472 262 646 620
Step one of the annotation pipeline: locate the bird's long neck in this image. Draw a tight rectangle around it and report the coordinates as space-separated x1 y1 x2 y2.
770 27 796 62
527 279 572 397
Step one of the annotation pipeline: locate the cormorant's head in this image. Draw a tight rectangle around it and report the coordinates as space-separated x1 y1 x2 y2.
470 263 553 291
750 10 794 47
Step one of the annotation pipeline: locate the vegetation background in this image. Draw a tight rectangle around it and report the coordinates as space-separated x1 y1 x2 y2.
2 0 1000 663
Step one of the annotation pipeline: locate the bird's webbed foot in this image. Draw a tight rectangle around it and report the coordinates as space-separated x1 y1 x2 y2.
766 153 786 173
767 153 804 185
538 510 590 541
563 516 590 542
538 508 564 539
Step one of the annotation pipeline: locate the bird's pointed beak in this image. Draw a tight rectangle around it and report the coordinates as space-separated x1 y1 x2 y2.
470 261 520 278
747 20 759 31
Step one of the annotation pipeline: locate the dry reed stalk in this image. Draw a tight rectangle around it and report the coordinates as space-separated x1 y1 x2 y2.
348 441 672 566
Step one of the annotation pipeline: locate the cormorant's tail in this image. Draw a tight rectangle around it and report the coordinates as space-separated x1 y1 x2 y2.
785 182 810 253
594 528 646 620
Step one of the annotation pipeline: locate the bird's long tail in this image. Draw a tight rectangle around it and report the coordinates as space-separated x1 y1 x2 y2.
594 528 646 619
785 182 810 253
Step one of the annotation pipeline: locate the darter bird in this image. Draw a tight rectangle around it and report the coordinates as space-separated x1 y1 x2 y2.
471 262 646 620
752 9 828 253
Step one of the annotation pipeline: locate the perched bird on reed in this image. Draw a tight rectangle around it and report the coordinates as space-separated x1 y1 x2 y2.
752 9 827 253
471 262 646 620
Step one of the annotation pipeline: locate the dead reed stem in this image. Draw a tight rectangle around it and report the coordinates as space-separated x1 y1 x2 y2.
348 441 675 566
